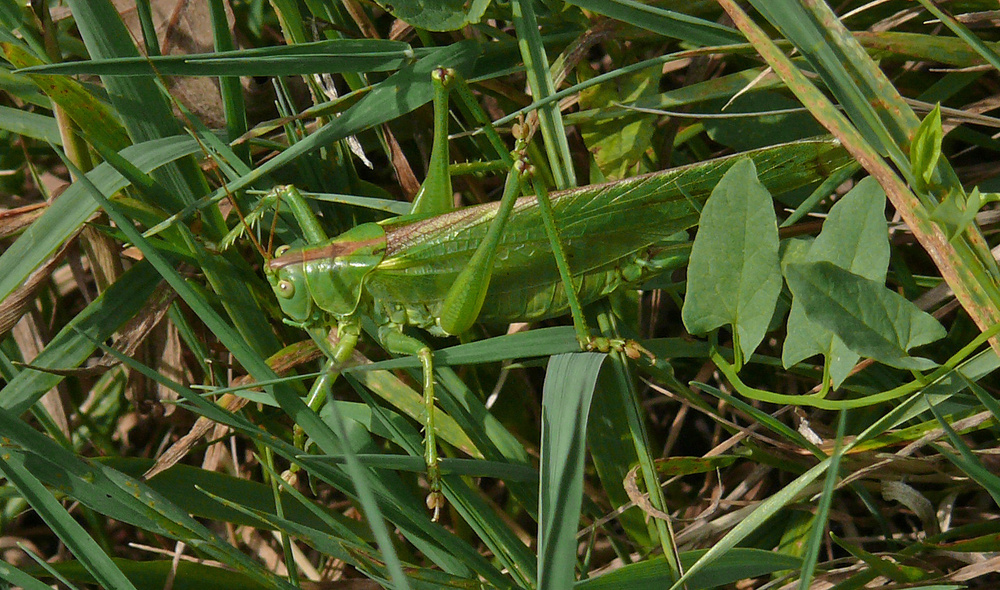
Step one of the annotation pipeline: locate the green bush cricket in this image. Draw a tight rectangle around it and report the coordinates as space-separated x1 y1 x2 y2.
252 69 853 520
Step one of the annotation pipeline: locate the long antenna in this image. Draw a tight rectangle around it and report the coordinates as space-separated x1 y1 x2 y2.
128 8 270 261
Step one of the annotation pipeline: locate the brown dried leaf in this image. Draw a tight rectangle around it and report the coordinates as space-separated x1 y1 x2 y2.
144 339 322 479
0 202 48 239
0 231 76 335
15 283 174 377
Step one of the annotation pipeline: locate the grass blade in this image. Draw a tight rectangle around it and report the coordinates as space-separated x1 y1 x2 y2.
539 352 606 590
512 0 575 188
797 410 847 588
564 0 742 46
0 448 139 590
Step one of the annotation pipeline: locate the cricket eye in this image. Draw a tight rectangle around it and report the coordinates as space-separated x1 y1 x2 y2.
275 245 291 257
277 280 295 298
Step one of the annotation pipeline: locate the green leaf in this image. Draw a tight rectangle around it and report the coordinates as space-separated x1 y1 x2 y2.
798 178 890 279
929 188 972 239
784 262 945 370
782 177 889 386
36 560 274 590
0 448 139 590
539 352 606 590
930 187 1000 240
783 302 858 385
12 39 414 77
579 64 661 178
3 42 131 151
704 91 825 151
577 548 800 590
563 0 744 46
910 103 943 187
682 158 782 361
374 0 491 31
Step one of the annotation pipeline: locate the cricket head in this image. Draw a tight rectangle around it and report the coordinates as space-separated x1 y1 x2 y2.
266 222 387 322
266 258 314 324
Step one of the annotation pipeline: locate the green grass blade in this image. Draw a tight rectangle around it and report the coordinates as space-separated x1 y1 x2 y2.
539 352 606 590
342 375 535 586
59 150 423 590
108 459 365 536
150 40 484 230
41 560 275 590
798 410 847 589
927 403 1000 507
577 548 801 589
586 359 652 544
0 104 60 142
0 409 298 589
0 262 161 414
693 382 822 456
749 1 906 163
64 0 207 211
96 335 508 587
3 42 130 151
348 326 579 371
595 304 680 568
0 135 202 310
667 456 834 590
0 560 66 590
0 453 137 590
433 369 537 510
15 39 414 77
913 0 1000 73
347 364 479 456
512 0 575 189
565 0 743 46
311 376 412 590
207 0 247 163
855 31 1000 68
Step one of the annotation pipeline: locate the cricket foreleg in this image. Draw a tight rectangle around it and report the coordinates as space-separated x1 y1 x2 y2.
378 327 444 521
304 321 360 409
291 321 361 452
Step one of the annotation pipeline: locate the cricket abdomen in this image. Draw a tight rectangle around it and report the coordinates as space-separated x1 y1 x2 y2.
366 243 679 334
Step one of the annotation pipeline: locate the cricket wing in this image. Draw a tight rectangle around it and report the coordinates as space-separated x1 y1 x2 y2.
366 138 851 327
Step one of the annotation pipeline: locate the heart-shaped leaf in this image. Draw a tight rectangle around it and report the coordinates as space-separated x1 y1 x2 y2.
782 177 888 386
683 158 782 361
785 262 945 371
